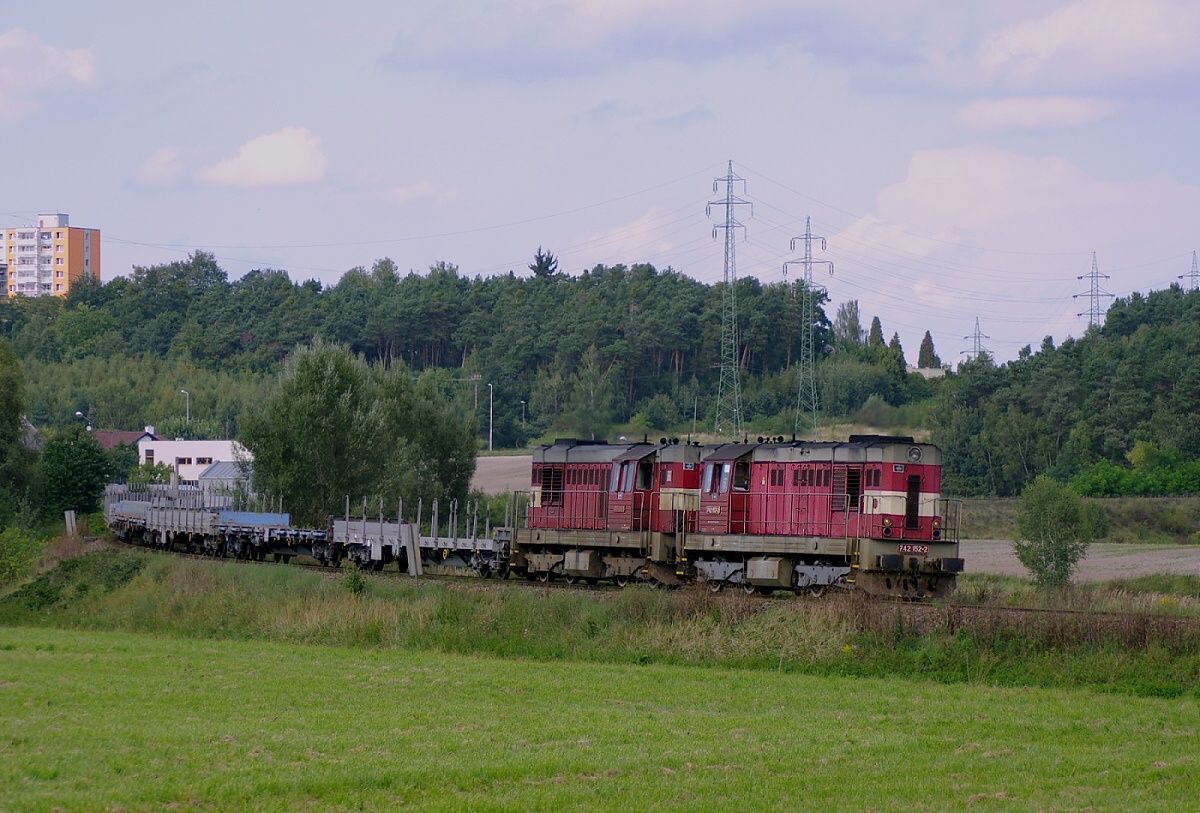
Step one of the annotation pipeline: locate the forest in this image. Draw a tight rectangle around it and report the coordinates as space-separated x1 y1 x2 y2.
1 249 1197 498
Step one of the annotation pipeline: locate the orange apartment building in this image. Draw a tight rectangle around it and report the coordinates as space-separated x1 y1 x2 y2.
2 213 100 298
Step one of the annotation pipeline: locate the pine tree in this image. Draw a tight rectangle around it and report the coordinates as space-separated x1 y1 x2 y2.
868 316 885 347
917 330 941 368
888 332 904 362
529 246 559 278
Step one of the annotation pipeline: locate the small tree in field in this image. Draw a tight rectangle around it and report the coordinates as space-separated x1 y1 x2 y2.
1015 476 1089 587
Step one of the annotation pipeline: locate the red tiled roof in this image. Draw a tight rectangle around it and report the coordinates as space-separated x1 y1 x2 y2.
91 429 157 451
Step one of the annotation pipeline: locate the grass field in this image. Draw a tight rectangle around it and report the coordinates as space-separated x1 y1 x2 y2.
2 625 1198 813
958 495 1200 543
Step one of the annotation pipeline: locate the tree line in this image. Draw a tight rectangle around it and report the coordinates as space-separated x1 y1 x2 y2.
0 251 937 444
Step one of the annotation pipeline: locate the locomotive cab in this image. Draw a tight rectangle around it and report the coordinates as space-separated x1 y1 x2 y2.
698 444 758 534
607 447 656 531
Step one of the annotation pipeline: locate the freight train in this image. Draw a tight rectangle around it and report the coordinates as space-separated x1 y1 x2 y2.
103 434 962 599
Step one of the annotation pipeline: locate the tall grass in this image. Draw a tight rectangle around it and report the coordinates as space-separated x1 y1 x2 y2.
2 549 1199 698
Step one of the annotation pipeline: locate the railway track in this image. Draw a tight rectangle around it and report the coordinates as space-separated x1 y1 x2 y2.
107 536 1200 626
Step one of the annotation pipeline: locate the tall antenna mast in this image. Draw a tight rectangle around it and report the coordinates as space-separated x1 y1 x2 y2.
960 317 990 362
783 216 833 436
1073 251 1113 327
707 160 751 438
1179 250 1199 292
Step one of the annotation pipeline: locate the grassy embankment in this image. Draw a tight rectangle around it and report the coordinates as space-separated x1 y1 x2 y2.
2 548 1199 699
2 624 1198 813
959 495 1200 543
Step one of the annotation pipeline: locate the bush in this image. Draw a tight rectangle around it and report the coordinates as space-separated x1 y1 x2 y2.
0 527 43 582
344 571 365 595
1015 476 1090 587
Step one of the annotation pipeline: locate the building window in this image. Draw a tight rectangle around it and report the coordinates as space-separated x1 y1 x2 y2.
196 457 213 465
55 231 63 238
54 284 61 291
145 450 155 464
175 457 192 466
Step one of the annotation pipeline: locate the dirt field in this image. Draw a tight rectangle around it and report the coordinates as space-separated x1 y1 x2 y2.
963 539 1200 581
472 454 532 494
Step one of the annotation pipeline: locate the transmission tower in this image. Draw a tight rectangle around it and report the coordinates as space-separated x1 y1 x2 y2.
1179 250 1199 292
960 317 990 362
706 160 752 438
1073 251 1114 327
783 217 833 436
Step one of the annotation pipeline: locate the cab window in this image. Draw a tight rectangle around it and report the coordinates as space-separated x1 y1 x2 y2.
621 462 635 492
718 463 732 494
609 463 621 492
732 460 750 492
702 463 715 494
636 458 653 490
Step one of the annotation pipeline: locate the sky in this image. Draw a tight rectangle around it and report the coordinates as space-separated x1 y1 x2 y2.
2 0 1199 362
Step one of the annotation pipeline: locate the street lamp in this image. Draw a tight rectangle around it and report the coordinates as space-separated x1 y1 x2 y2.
520 399 526 425
487 383 494 452
179 389 190 425
73 409 93 432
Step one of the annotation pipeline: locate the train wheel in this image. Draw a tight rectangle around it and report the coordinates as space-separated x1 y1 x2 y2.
808 584 827 598
536 570 551 583
742 582 758 596
708 580 724 593
614 575 629 588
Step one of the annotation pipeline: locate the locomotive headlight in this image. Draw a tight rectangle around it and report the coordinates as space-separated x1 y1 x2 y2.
882 517 892 527
932 518 941 529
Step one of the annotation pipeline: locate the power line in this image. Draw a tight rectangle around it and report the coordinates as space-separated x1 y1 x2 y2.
783 217 832 437
1073 251 1114 328
707 160 751 439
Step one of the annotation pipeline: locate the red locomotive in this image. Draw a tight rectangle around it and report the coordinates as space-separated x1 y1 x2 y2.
511 436 962 598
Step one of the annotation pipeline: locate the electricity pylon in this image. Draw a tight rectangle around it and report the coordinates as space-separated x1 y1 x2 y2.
783 216 833 436
706 160 751 439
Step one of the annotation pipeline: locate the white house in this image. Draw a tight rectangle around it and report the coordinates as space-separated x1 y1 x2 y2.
138 436 252 483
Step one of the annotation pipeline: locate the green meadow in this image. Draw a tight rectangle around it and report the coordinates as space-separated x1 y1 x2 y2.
2 625 1198 813
1 549 1199 811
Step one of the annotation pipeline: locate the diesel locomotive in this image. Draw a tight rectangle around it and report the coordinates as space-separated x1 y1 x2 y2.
511 436 962 598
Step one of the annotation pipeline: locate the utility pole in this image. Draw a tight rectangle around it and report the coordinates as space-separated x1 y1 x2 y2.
784 216 833 436
179 389 190 425
1179 250 1199 292
1073 251 1114 328
960 317 991 363
706 160 751 439
488 382 493 452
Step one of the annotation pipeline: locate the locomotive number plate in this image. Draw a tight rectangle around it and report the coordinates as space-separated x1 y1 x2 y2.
897 544 928 554
705 506 722 515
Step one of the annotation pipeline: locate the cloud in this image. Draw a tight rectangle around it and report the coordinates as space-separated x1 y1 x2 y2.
385 180 458 206
830 146 1200 351
136 146 184 186
954 96 1119 131
0 28 94 120
381 0 933 79
649 106 714 129
975 0 1200 91
572 99 643 126
197 127 326 188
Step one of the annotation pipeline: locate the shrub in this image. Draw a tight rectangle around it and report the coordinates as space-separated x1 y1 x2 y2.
1015 476 1090 587
344 571 365 595
0 527 43 582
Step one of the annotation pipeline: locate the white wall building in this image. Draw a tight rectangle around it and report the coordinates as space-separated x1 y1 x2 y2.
138 437 252 483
